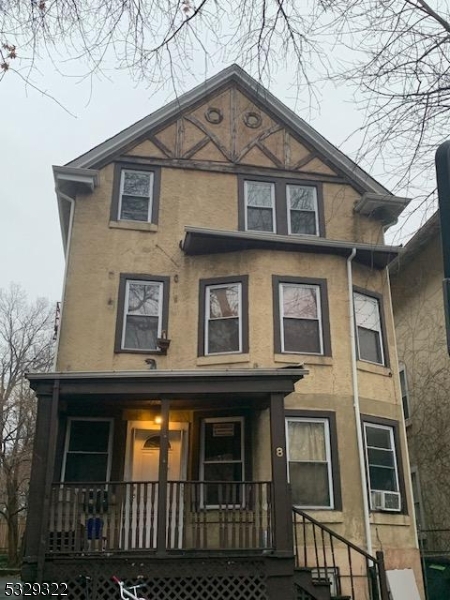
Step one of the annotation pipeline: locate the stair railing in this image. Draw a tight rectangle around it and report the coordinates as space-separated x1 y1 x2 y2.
292 507 389 600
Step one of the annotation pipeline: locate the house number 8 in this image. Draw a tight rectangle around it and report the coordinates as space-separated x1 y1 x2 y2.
276 447 284 457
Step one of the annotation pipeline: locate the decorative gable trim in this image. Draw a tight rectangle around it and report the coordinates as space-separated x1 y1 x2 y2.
65 65 395 198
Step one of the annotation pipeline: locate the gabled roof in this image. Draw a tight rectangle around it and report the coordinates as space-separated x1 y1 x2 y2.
66 64 392 197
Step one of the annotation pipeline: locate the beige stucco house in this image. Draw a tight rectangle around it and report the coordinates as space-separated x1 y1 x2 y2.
390 212 450 557
24 65 421 600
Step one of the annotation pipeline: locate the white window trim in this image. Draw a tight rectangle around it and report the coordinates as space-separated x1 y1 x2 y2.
279 283 324 355
205 282 242 355
285 417 334 510
354 292 385 366
61 417 114 483
287 184 319 236
118 169 154 222
363 422 400 505
121 279 163 351
244 180 276 233
200 416 245 508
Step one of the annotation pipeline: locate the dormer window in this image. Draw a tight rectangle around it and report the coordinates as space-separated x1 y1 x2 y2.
239 176 324 237
111 163 161 225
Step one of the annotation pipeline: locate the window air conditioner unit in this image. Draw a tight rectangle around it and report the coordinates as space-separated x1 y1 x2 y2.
371 490 401 512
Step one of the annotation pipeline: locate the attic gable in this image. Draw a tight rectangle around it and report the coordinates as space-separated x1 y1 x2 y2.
66 65 391 197
121 87 339 177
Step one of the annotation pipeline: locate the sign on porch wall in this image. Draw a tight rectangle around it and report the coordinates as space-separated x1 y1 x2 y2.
213 423 235 437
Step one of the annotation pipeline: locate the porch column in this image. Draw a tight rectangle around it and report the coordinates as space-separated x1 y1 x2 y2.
269 392 293 555
156 397 170 554
22 380 59 583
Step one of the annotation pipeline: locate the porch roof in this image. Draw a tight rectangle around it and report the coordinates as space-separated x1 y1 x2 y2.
181 226 401 268
26 366 307 400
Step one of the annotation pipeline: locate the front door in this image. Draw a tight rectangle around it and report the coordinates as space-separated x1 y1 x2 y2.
125 422 188 549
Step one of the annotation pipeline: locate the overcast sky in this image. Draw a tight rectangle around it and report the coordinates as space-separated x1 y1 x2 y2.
0 56 418 305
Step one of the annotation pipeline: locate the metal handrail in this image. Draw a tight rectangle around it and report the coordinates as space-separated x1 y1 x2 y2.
292 506 389 600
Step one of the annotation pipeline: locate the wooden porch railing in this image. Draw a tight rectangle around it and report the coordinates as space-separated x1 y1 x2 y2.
47 481 273 554
292 507 389 600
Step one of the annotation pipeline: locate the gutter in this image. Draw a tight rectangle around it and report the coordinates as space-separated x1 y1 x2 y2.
347 248 373 556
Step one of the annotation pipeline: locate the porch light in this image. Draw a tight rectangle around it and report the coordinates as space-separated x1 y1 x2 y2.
154 415 163 425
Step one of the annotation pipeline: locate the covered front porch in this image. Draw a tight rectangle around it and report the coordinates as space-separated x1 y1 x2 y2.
24 368 305 595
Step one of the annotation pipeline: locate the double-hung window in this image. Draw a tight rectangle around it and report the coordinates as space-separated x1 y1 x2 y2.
111 164 160 224
286 417 334 509
239 176 323 236
119 169 154 221
62 418 113 482
244 180 276 232
200 417 245 506
353 291 385 365
363 422 401 511
115 274 169 353
273 276 331 356
287 184 319 235
199 276 248 356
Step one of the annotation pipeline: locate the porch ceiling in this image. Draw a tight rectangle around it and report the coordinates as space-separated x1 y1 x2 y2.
26 367 307 401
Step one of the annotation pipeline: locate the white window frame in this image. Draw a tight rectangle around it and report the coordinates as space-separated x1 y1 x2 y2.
118 169 154 222
287 184 319 236
353 292 385 365
363 422 400 508
121 279 163 351
61 417 114 483
205 282 242 355
285 417 334 509
244 180 276 233
200 416 245 508
399 363 411 421
279 283 324 355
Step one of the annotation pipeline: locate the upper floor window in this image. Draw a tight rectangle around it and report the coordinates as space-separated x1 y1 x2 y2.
239 176 324 237
198 276 249 356
273 276 331 356
353 290 387 366
62 418 113 482
111 163 161 224
115 274 170 353
244 181 276 232
363 421 402 512
287 184 319 235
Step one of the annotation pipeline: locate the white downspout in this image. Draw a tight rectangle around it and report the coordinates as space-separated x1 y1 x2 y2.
347 248 373 555
52 190 75 370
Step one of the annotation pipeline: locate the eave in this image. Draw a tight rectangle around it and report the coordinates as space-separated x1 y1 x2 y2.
53 166 99 253
26 367 307 399
354 193 410 229
181 227 401 269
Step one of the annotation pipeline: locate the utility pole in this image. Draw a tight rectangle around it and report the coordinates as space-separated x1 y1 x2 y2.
435 140 450 355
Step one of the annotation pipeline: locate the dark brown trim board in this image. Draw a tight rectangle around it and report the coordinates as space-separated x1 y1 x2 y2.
114 273 170 354
198 274 249 357
272 275 332 356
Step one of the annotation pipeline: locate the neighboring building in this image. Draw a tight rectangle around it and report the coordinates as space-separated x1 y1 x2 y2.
391 212 450 552
24 66 421 600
